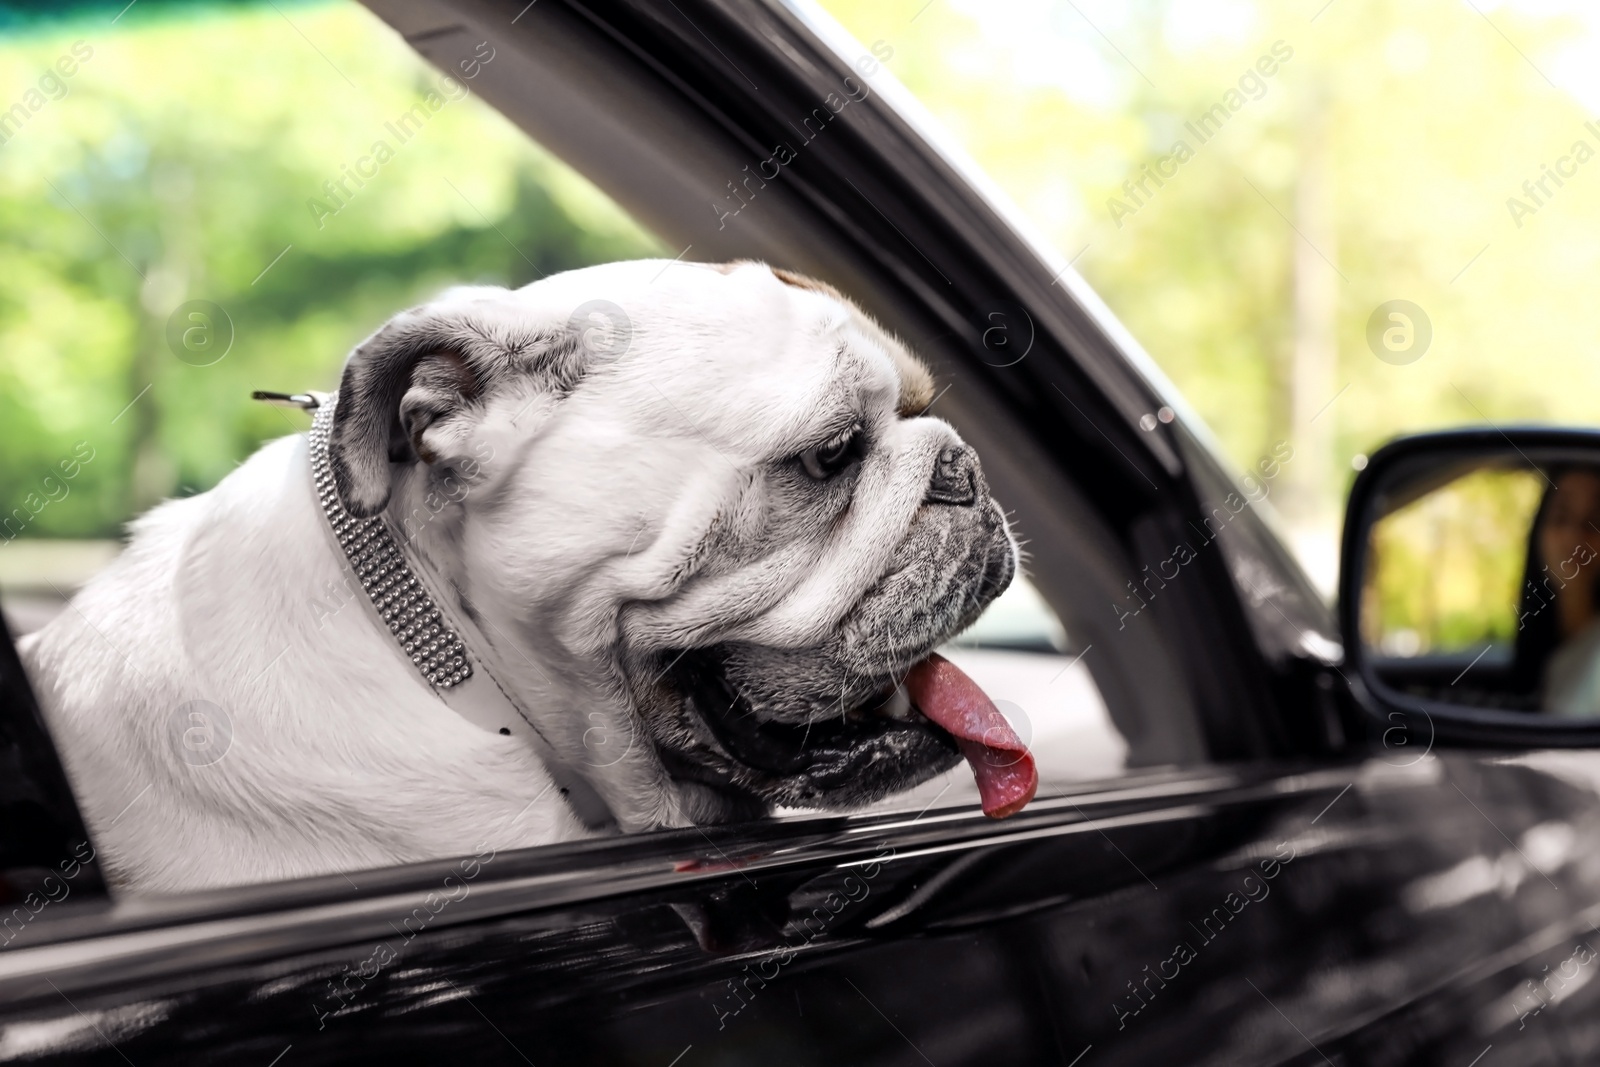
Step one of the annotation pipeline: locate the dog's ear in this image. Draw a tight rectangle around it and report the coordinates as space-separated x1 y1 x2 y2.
328 315 485 518
329 292 604 517
330 300 590 518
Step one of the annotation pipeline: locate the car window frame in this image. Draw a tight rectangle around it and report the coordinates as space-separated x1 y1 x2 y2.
0 0 1351 921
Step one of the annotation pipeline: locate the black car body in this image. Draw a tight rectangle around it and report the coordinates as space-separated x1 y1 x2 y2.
3 1 1600 1064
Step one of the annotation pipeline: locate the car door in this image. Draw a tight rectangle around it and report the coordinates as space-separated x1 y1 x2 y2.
6 661 1600 1065
5 0 1600 1065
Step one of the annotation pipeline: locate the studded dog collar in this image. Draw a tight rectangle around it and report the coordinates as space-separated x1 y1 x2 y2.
306 394 472 691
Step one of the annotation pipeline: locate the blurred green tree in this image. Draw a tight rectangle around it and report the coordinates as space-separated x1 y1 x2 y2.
0 2 663 540
822 0 1600 589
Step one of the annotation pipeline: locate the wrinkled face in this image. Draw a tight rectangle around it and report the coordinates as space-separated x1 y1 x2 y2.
605 266 1017 813
330 259 1017 821
640 439 1015 812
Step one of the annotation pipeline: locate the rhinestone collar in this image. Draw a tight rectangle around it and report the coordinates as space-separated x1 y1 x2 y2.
308 396 472 690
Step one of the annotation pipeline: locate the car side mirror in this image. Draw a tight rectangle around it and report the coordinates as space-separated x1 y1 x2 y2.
1340 427 1600 746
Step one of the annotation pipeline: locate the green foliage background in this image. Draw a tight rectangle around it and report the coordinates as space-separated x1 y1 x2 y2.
822 0 1600 593
0 2 663 539
5 0 1600 610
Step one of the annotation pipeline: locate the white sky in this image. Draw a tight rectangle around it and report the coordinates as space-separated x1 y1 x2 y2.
946 0 1600 112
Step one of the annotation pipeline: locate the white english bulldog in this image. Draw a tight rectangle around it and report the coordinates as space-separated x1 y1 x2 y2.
20 260 1034 894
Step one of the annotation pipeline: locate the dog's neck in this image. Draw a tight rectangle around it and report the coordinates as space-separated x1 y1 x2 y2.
306 396 679 833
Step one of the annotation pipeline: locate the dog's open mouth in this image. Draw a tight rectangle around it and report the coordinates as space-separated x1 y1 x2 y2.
669 649 1037 818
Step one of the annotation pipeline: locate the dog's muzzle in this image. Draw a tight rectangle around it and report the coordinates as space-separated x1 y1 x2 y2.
639 439 1026 815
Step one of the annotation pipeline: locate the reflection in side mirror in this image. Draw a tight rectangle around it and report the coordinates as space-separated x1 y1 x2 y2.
1345 430 1600 723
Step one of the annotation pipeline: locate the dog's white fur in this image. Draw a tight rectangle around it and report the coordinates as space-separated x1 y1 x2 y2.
20 260 982 894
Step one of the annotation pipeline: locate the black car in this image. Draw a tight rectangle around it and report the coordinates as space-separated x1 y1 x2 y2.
5 1 1600 1064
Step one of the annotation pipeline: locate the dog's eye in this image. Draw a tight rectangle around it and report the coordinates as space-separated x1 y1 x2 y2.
800 425 861 480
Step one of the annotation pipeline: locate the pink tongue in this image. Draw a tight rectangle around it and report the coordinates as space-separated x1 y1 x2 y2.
903 653 1037 818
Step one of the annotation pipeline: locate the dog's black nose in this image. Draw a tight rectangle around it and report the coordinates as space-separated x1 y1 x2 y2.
925 446 978 506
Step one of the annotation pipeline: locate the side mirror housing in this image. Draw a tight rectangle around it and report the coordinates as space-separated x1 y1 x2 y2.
1340 427 1600 747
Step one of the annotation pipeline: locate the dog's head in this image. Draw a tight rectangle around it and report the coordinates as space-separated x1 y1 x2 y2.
327 260 1017 825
